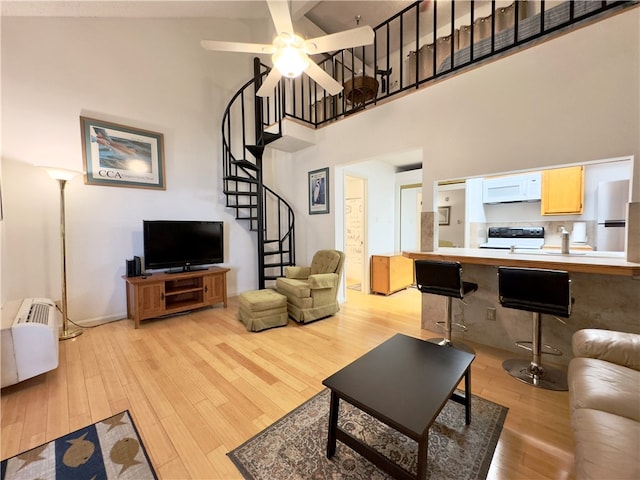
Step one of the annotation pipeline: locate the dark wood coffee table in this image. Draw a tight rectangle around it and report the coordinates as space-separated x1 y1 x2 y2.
322 333 475 480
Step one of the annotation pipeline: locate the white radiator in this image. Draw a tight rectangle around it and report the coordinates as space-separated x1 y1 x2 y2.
1 298 59 387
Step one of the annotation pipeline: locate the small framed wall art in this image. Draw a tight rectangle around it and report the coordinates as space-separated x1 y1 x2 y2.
438 206 451 225
80 116 166 189
308 167 329 214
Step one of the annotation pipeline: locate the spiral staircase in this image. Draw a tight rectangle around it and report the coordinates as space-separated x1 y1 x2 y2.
221 59 297 289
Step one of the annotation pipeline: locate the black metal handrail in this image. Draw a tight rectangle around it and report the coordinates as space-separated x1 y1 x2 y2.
221 64 295 287
261 183 295 279
256 0 635 128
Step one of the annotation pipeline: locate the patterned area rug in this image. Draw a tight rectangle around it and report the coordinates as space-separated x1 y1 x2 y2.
229 388 507 480
1 411 156 480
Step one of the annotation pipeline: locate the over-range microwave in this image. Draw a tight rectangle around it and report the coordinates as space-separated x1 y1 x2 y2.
482 172 542 204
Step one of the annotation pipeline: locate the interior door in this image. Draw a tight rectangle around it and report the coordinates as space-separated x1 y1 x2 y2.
400 184 422 251
345 176 366 291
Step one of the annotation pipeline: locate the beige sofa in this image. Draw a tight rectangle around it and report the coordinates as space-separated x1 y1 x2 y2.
567 329 640 480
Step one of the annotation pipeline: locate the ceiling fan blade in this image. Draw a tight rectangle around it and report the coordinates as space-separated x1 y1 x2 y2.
256 67 283 97
304 62 343 96
200 40 273 54
267 0 294 36
304 26 374 54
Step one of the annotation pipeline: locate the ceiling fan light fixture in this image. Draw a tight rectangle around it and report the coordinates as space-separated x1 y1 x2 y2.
272 45 309 78
202 1 374 94
303 41 318 54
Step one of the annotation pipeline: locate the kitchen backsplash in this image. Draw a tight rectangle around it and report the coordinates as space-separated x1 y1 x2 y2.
470 220 597 248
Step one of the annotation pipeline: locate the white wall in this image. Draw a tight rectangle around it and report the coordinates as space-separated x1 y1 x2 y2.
1 16 268 322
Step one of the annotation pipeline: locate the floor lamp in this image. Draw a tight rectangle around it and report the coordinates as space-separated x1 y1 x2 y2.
45 167 83 340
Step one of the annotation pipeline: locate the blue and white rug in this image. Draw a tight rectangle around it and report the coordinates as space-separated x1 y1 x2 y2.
1 411 156 480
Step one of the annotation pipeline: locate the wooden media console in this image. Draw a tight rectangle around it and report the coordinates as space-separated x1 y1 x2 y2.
123 266 229 328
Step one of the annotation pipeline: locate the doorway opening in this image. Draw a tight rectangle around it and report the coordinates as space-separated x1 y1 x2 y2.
400 183 422 251
437 182 466 247
345 175 366 291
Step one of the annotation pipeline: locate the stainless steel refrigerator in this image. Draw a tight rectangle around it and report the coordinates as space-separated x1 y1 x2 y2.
596 179 629 251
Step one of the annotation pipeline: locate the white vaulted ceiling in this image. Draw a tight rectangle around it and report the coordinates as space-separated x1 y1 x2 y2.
1 1 415 33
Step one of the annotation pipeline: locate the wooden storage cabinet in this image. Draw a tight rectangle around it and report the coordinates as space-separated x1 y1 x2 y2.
203 273 226 305
541 166 584 215
137 283 166 320
124 267 229 328
371 254 415 295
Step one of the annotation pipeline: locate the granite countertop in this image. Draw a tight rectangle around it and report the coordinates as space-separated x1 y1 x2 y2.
403 248 640 276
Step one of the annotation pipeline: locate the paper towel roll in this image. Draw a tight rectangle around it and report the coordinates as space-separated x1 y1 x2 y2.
572 222 587 244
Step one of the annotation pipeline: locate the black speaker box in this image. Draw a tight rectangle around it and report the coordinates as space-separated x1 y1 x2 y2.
126 257 143 277
134 256 142 276
126 259 137 277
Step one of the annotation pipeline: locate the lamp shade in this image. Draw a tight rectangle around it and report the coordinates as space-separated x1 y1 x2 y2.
42 166 82 181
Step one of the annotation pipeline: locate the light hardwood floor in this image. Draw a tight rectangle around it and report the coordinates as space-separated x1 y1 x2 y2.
1 288 575 479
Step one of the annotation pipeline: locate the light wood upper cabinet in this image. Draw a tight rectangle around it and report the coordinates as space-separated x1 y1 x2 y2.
541 166 584 215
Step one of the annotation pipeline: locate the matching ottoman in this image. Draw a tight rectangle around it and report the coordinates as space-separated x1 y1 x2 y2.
238 289 288 332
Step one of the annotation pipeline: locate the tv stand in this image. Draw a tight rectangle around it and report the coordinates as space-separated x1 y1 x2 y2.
123 266 229 328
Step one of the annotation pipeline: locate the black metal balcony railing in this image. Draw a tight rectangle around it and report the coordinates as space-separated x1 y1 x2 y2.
257 0 636 130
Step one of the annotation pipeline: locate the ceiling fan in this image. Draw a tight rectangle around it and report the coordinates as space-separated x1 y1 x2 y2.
201 0 374 97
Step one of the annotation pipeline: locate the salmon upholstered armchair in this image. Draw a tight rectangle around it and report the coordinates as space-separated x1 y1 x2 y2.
276 249 345 323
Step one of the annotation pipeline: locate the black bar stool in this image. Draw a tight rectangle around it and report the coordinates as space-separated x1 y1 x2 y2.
415 260 478 354
498 266 571 391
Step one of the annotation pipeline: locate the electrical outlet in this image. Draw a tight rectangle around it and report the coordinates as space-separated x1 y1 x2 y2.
487 308 496 321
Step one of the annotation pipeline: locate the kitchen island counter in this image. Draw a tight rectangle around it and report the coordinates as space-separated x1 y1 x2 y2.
404 248 639 365
404 248 640 277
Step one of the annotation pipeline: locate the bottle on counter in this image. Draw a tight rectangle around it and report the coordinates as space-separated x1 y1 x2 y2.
561 227 570 254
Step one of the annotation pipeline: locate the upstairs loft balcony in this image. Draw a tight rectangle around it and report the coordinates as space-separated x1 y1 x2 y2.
256 0 636 134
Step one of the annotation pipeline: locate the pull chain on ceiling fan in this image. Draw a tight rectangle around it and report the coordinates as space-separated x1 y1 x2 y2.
201 0 374 97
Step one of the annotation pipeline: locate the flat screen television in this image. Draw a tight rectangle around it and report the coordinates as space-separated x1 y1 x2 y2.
143 220 224 271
